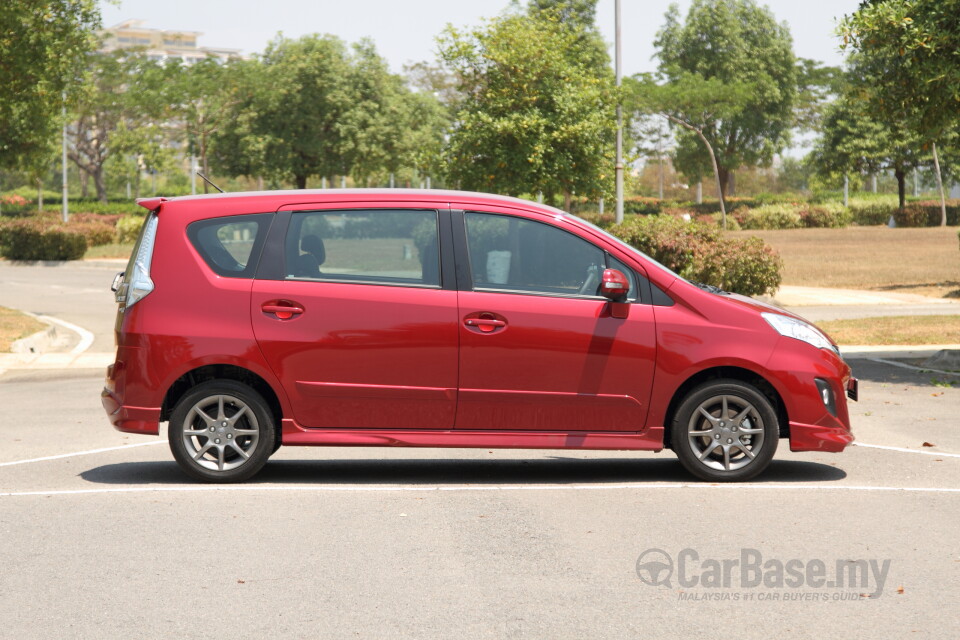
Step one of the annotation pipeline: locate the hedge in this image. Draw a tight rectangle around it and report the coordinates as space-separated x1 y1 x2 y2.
0 219 88 260
609 215 782 297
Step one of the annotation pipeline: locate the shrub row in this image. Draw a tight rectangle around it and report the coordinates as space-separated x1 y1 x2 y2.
0 215 122 260
0 219 88 260
736 203 852 230
608 215 782 297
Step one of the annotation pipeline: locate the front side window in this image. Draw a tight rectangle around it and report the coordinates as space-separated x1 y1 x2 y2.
187 214 269 278
465 212 606 297
285 209 440 287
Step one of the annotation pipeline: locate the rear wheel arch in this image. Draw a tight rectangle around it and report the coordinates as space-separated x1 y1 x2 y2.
161 364 284 450
661 366 789 450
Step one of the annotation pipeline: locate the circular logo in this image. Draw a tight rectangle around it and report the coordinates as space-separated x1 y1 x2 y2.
635 548 674 587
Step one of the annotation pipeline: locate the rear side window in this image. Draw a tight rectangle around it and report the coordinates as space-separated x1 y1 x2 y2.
187 214 271 278
284 209 440 287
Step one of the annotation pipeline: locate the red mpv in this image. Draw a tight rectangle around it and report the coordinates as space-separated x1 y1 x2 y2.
102 190 856 482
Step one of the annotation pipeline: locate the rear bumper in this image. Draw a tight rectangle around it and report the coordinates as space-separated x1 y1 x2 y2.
101 385 160 435
789 419 855 452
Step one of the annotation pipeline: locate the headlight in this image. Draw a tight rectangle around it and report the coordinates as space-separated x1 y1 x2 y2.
762 312 833 351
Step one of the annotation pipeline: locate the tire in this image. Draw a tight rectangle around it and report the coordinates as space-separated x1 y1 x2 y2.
168 380 275 483
671 379 779 482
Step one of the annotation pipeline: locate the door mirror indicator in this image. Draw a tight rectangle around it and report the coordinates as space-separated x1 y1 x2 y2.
599 269 629 303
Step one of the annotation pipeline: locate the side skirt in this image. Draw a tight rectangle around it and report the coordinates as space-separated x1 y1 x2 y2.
280 420 664 451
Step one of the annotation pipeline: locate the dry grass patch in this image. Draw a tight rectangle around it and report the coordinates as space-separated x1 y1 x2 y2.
84 242 134 260
0 306 45 352
727 226 960 297
817 315 960 346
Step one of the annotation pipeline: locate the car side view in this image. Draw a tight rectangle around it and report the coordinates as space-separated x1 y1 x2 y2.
102 189 856 482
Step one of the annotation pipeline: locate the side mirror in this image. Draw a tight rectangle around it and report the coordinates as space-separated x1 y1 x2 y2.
599 269 630 319
599 269 629 303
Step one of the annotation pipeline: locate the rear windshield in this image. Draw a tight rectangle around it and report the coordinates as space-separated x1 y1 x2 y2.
187 214 271 278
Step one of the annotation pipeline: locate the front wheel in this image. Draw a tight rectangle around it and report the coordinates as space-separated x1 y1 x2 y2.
168 380 275 483
671 379 779 482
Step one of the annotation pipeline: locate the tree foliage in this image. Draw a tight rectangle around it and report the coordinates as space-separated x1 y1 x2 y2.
212 34 443 189
68 52 170 202
654 0 798 196
438 9 615 207
0 0 101 170
840 0 960 139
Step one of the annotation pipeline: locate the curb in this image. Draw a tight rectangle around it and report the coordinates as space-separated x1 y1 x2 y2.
10 319 58 355
841 345 960 359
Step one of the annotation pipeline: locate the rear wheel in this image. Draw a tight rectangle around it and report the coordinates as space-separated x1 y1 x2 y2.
168 380 275 483
671 379 778 482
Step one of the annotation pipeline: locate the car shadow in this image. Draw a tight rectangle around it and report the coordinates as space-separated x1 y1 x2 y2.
79 456 846 486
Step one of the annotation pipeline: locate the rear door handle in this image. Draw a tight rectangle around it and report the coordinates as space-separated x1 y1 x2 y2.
465 318 505 329
262 302 305 319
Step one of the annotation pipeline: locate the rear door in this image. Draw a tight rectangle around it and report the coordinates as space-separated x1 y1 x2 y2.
251 203 459 429
453 207 657 431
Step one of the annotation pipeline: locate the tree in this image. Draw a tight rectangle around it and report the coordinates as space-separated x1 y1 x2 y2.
438 10 615 209
167 57 243 193
212 35 413 189
627 73 755 226
654 0 798 197
809 93 924 208
840 0 960 140
839 0 960 225
0 0 101 171
68 51 169 201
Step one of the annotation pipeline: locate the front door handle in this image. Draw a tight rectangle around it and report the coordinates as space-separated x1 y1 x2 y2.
463 312 508 333
262 301 305 320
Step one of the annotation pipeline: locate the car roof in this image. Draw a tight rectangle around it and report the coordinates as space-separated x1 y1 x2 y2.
139 188 570 219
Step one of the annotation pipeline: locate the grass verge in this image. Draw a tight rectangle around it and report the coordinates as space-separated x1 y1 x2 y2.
727 226 960 298
85 242 134 260
817 315 960 346
0 306 45 352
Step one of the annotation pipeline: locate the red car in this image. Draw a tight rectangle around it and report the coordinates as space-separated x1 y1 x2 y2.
102 189 856 482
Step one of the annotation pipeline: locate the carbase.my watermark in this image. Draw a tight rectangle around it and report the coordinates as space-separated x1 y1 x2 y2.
636 548 891 598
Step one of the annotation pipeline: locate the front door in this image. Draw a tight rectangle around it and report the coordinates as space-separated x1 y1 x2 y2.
454 210 657 431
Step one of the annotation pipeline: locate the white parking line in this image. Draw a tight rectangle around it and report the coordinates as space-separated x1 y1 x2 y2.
852 442 960 459
1 483 959 498
0 441 165 468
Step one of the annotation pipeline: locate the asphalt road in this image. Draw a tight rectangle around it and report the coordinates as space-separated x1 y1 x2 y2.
1 261 959 639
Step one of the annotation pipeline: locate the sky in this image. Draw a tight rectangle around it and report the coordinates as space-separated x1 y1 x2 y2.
98 0 863 76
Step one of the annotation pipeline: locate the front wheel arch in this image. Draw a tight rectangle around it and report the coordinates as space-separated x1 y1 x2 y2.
661 366 789 451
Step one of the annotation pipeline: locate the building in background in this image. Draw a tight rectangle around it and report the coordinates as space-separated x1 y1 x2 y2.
99 19 242 63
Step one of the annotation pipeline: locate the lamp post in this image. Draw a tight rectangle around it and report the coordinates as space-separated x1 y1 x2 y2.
615 0 624 223
61 92 69 223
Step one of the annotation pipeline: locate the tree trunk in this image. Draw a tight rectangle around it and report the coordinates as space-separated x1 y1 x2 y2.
93 166 108 203
728 170 736 197
932 142 947 226
717 166 729 200
295 174 307 189
38 180 43 212
895 167 906 209
79 169 89 199
563 190 572 212
662 113 727 229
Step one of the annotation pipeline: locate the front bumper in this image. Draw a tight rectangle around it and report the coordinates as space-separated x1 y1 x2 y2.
789 419 855 452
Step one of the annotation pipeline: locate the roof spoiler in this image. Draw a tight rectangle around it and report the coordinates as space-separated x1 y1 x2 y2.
136 197 168 212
